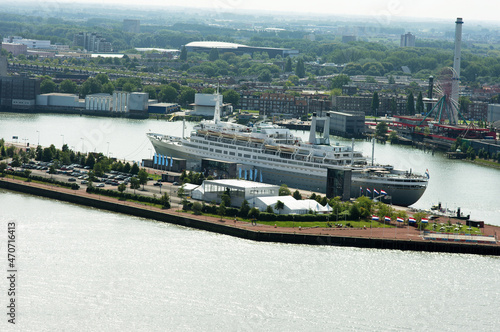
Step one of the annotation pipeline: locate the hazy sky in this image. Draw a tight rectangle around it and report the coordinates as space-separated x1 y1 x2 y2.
42 0 499 22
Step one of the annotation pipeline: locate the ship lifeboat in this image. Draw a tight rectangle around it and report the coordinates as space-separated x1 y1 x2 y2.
250 137 265 143
280 146 296 153
198 130 208 135
265 145 279 150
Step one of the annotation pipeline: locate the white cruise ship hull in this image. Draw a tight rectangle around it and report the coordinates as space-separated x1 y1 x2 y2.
148 133 427 206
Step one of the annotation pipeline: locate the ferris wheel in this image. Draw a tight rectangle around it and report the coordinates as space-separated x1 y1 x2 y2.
419 67 467 126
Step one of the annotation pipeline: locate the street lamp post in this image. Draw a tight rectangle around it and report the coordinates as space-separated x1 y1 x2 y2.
107 142 110 158
61 134 64 147
36 130 40 146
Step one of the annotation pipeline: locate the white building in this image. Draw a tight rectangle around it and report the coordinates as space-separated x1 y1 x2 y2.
249 196 331 215
191 179 279 208
487 104 500 123
84 92 148 113
3 36 52 49
36 93 83 108
190 93 232 117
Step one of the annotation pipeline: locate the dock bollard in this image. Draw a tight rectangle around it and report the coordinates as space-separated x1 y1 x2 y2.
274 224 277 228
299 226 301 231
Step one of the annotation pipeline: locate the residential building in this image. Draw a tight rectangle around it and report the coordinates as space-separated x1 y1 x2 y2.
73 32 112 53
400 32 416 47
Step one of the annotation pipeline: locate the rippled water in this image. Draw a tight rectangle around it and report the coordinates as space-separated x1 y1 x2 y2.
1 112 498 224
1 190 499 331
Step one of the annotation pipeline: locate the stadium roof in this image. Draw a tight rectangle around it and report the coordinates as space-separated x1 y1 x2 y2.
185 41 246 49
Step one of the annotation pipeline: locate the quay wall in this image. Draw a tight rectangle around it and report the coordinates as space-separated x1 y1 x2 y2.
1 179 499 256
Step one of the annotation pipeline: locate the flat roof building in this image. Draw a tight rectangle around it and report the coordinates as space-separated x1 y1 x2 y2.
185 41 299 58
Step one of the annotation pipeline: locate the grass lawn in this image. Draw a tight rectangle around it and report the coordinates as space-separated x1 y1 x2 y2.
258 219 395 229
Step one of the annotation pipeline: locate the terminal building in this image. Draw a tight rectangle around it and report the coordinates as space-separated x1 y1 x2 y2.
184 41 299 58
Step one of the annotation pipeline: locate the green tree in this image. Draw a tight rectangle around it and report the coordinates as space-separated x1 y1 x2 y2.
40 78 57 94
208 48 220 61
158 85 178 103
416 92 424 114
80 77 102 97
285 57 293 72
371 92 379 117
295 58 305 78
217 202 226 218
375 122 388 137
95 73 110 85
130 163 139 175
279 184 291 196
258 69 272 82
389 130 398 143
406 92 415 115
85 153 96 168
192 201 202 214
118 183 127 193
274 200 285 214
178 87 196 105
143 86 157 99
160 193 171 209
130 177 140 194
59 79 78 94
292 190 302 200
239 199 250 218
180 46 187 61
329 74 351 89
222 89 240 107
138 169 148 190
101 82 115 95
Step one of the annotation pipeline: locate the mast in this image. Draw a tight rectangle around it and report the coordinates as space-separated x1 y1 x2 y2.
371 137 375 166
351 138 355 165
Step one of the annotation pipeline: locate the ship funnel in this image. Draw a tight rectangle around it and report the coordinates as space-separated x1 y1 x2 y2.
309 112 317 144
323 112 330 144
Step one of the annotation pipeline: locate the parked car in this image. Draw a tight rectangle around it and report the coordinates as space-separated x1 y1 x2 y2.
68 178 76 182
96 183 105 187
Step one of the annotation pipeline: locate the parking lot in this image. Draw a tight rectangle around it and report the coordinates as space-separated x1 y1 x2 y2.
14 161 183 204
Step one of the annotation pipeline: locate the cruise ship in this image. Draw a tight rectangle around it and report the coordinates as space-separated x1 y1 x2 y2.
147 98 428 206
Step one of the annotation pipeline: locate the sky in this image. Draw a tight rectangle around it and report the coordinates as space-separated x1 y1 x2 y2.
38 0 500 22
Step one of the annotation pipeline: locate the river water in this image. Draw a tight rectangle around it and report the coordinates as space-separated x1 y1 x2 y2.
1 112 499 224
1 189 499 331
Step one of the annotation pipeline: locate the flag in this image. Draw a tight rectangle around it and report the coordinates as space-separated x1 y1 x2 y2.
384 216 391 222
153 153 157 164
409 217 416 223
244 169 247 180
163 155 168 166
372 215 379 221
260 171 263 183
421 218 429 223
366 188 371 194
397 217 404 222
239 168 242 178
374 189 379 195
381 190 387 195
425 169 430 179
254 169 258 182
360 186 363 195
249 169 253 180
170 156 173 167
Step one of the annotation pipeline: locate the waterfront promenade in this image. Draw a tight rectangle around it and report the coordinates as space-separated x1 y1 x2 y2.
1 176 498 255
